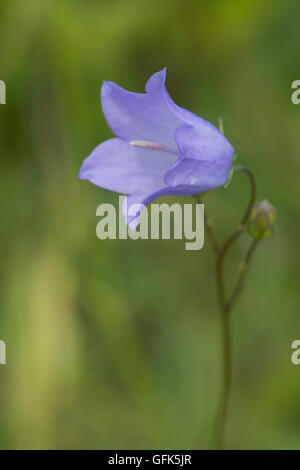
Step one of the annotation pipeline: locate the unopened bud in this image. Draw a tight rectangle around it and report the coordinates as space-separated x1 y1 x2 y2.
247 200 276 240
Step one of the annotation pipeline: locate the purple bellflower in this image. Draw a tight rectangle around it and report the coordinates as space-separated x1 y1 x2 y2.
78 69 234 229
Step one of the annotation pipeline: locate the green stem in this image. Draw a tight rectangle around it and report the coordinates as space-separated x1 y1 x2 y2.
225 239 259 314
204 166 256 449
212 262 230 449
195 195 220 255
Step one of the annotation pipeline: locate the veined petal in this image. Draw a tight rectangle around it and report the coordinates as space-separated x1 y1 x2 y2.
101 72 182 150
78 138 177 194
174 124 234 164
163 124 234 188
164 157 231 189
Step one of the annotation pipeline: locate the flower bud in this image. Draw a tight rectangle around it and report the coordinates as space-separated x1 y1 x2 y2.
247 200 276 240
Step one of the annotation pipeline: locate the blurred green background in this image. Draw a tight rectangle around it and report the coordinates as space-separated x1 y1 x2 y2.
0 0 299 450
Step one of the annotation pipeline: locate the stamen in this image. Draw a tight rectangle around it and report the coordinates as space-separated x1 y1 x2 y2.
130 140 177 155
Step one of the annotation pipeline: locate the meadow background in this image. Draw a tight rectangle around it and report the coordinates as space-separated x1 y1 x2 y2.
0 0 299 449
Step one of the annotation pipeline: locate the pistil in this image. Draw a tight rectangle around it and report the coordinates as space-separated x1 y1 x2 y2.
130 140 177 155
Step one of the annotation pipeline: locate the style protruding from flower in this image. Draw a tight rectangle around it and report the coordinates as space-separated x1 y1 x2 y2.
78 68 234 229
247 199 276 240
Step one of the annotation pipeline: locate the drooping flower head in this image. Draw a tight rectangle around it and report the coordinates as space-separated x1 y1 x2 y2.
78 69 234 229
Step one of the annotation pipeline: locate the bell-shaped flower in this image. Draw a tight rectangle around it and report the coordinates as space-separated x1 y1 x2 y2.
78 69 234 229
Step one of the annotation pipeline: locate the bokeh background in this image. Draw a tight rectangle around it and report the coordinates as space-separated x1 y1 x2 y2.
0 0 299 449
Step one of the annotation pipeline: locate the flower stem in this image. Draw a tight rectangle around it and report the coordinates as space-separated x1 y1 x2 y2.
212 294 231 449
226 239 259 314
197 166 257 449
213 238 259 448
196 198 220 255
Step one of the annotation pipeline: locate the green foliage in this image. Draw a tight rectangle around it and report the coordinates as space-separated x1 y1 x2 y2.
0 0 299 449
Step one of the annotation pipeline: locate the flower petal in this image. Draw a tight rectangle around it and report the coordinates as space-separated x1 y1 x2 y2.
147 70 225 134
175 124 234 163
101 69 234 164
164 124 234 188
123 184 202 230
78 138 177 194
101 71 182 150
164 157 231 189
145 68 168 93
